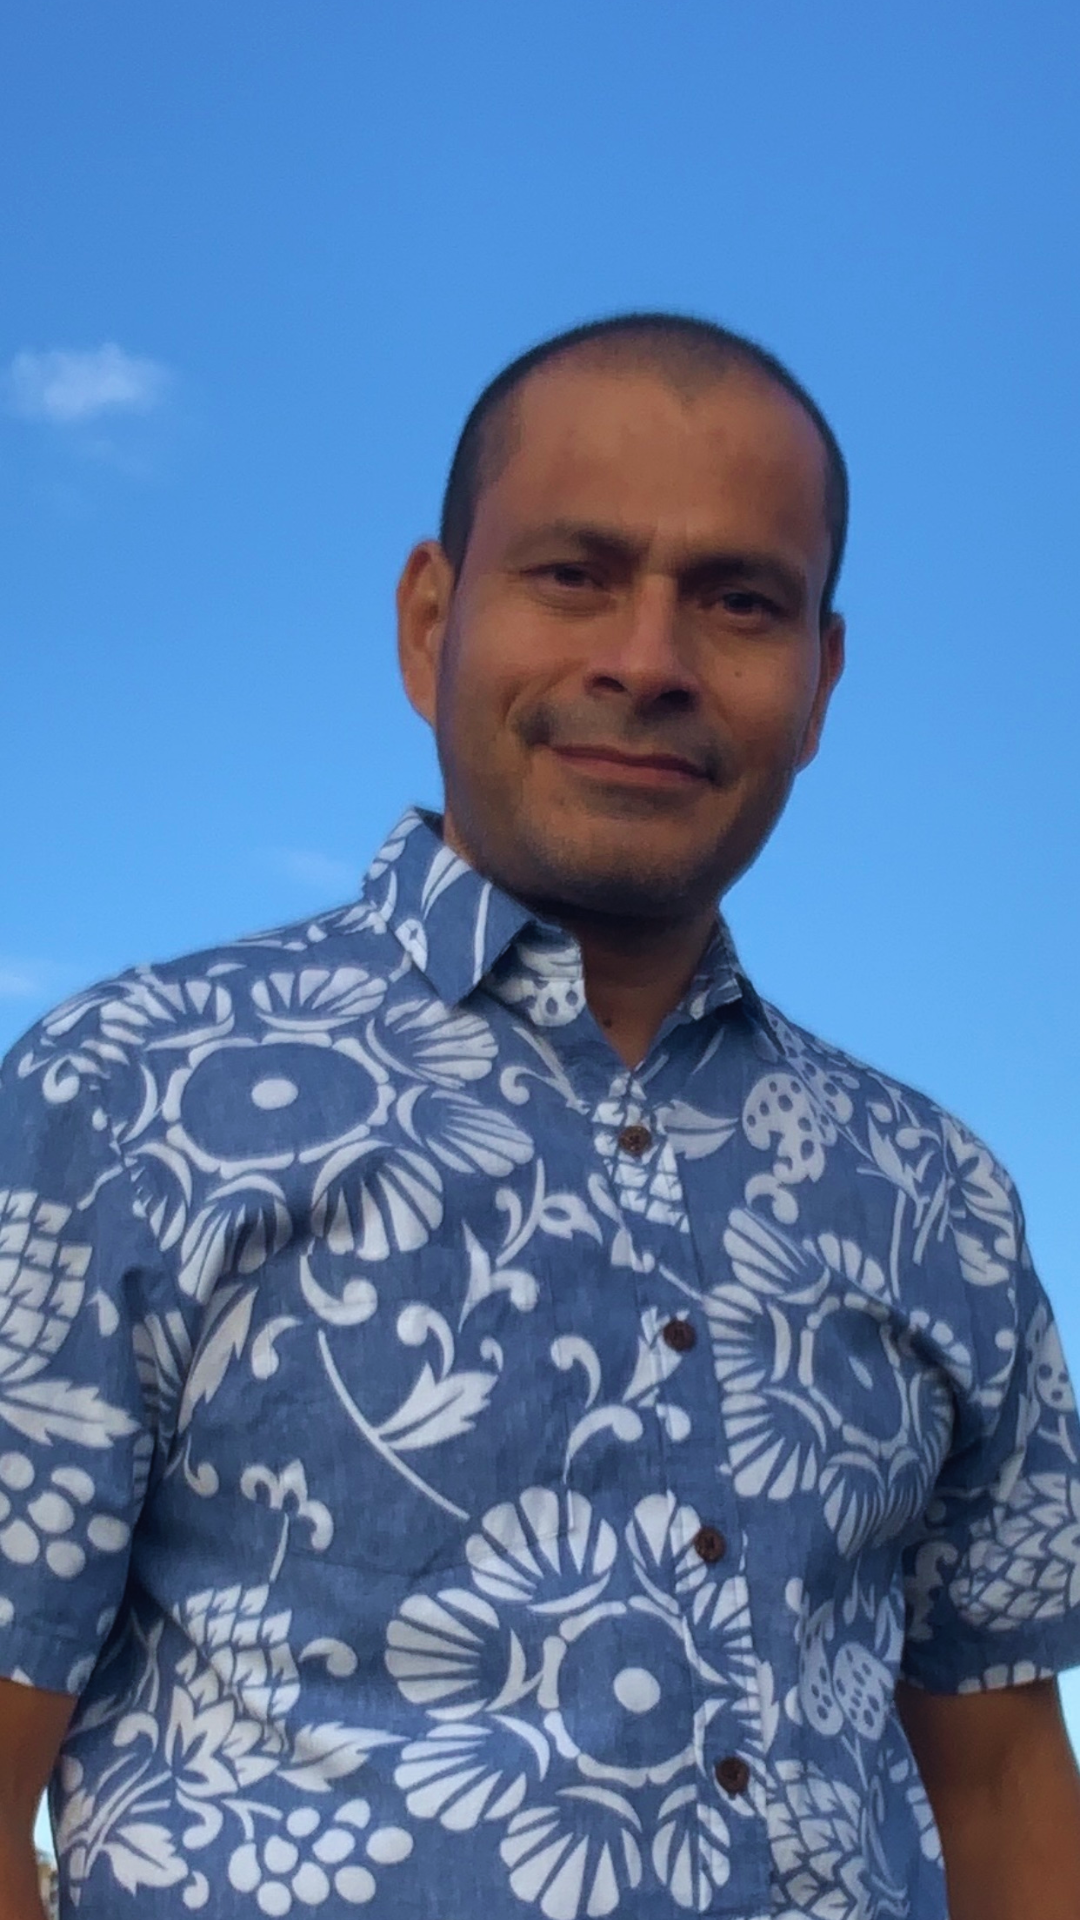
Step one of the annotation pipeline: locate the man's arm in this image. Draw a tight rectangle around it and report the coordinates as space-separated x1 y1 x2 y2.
0 1678 75 1920
897 1675 1080 1920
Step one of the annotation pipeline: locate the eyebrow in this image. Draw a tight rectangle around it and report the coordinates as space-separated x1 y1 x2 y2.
505 520 808 607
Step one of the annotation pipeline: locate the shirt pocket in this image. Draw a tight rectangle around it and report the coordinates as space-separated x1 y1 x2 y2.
246 1241 574 1579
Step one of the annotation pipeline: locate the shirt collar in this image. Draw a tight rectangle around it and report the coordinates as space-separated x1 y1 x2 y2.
361 807 759 1028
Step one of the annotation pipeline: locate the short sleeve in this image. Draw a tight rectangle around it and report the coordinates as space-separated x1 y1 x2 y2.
0 1015 167 1695
903 1138 1080 1693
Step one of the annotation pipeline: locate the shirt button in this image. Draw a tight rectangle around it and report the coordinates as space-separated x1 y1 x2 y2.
617 1123 652 1156
715 1755 750 1796
661 1318 696 1353
692 1525 726 1564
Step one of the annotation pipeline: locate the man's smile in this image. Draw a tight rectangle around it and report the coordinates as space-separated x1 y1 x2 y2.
547 742 712 787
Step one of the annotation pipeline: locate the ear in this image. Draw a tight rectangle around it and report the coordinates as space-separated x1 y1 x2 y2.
396 540 456 727
796 613 845 769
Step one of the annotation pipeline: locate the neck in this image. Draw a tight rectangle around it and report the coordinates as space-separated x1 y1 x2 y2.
436 812 717 1069
550 904 718 1069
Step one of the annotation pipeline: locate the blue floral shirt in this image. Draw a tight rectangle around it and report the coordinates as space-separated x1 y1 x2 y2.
2 809 1080 1920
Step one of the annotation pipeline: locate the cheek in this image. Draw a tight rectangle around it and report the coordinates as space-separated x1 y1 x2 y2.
718 665 819 765
435 639 530 768
437 611 573 754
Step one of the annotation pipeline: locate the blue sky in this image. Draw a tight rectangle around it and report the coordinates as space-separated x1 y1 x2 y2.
3 2 1080 1817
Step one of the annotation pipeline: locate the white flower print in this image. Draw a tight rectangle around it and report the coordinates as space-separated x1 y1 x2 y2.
743 1071 838 1190
395 1720 537 1829
404 1087 534 1178
0 1449 129 1579
159 1037 389 1186
0 1188 135 1450
227 1795 412 1913
374 996 498 1087
14 982 139 1105
7 811 1078 1920
310 1142 444 1263
240 1462 334 1579
293 1010 520 1264
942 1118 1017 1288
499 1789 644 1919
59 1585 400 1910
487 935 587 1029
0 1190 89 1381
387 1487 757 1915
16 971 235 1108
652 1786 731 1912
766 1762 875 1919
173 1188 293 1305
708 1209 951 1552
250 966 388 1034
593 1092 689 1229
366 808 425 882
318 1302 503 1520
788 1584 900 1747
387 1590 517 1717
956 1658 1050 1693
626 1492 745 1645
756 1010 859 1130
539 1613 690 1792
465 1487 618 1608
555 1311 693 1471
948 1471 1080 1629
1017 1302 1077 1463
98 972 236 1058
182 1584 302 1723
741 1052 856 1222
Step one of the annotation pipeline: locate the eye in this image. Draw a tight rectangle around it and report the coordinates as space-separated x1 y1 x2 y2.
715 588 777 617
539 562 603 589
699 579 780 618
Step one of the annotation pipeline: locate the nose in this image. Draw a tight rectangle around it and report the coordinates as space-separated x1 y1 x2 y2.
583 577 700 711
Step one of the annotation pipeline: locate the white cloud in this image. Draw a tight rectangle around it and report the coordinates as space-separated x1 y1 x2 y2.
5 343 171 425
274 850 358 896
0 960 56 1000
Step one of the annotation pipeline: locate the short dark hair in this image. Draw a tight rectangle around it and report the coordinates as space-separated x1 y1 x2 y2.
438 311 849 618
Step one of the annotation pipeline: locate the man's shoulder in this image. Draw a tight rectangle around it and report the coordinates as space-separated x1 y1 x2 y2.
1 892 397 1087
759 996 1014 1185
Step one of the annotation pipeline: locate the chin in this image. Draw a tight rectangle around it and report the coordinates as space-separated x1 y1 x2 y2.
518 835 714 921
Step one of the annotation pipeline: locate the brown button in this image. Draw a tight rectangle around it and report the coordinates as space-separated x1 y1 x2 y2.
661 1318 696 1353
617 1123 652 1157
715 1755 750 1796
692 1525 726 1564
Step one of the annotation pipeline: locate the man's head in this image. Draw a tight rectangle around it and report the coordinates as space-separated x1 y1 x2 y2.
397 313 847 926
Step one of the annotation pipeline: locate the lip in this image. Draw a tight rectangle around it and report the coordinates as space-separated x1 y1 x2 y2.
549 744 708 786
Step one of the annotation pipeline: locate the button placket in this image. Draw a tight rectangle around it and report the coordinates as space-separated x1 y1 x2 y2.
594 1051 768 1891
603 1074 764 1872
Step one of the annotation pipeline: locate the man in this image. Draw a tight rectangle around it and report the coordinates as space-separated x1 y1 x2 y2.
1 314 1079 1920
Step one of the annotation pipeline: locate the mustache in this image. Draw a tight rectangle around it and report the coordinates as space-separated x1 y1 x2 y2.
518 703 725 782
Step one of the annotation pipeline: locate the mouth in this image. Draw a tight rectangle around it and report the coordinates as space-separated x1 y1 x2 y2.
549 743 710 787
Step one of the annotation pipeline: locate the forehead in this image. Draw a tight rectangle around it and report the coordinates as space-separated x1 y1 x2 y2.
477 356 831 570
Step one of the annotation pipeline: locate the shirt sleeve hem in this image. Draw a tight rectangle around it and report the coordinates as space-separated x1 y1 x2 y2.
0 1616 101 1695
902 1611 1080 1692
